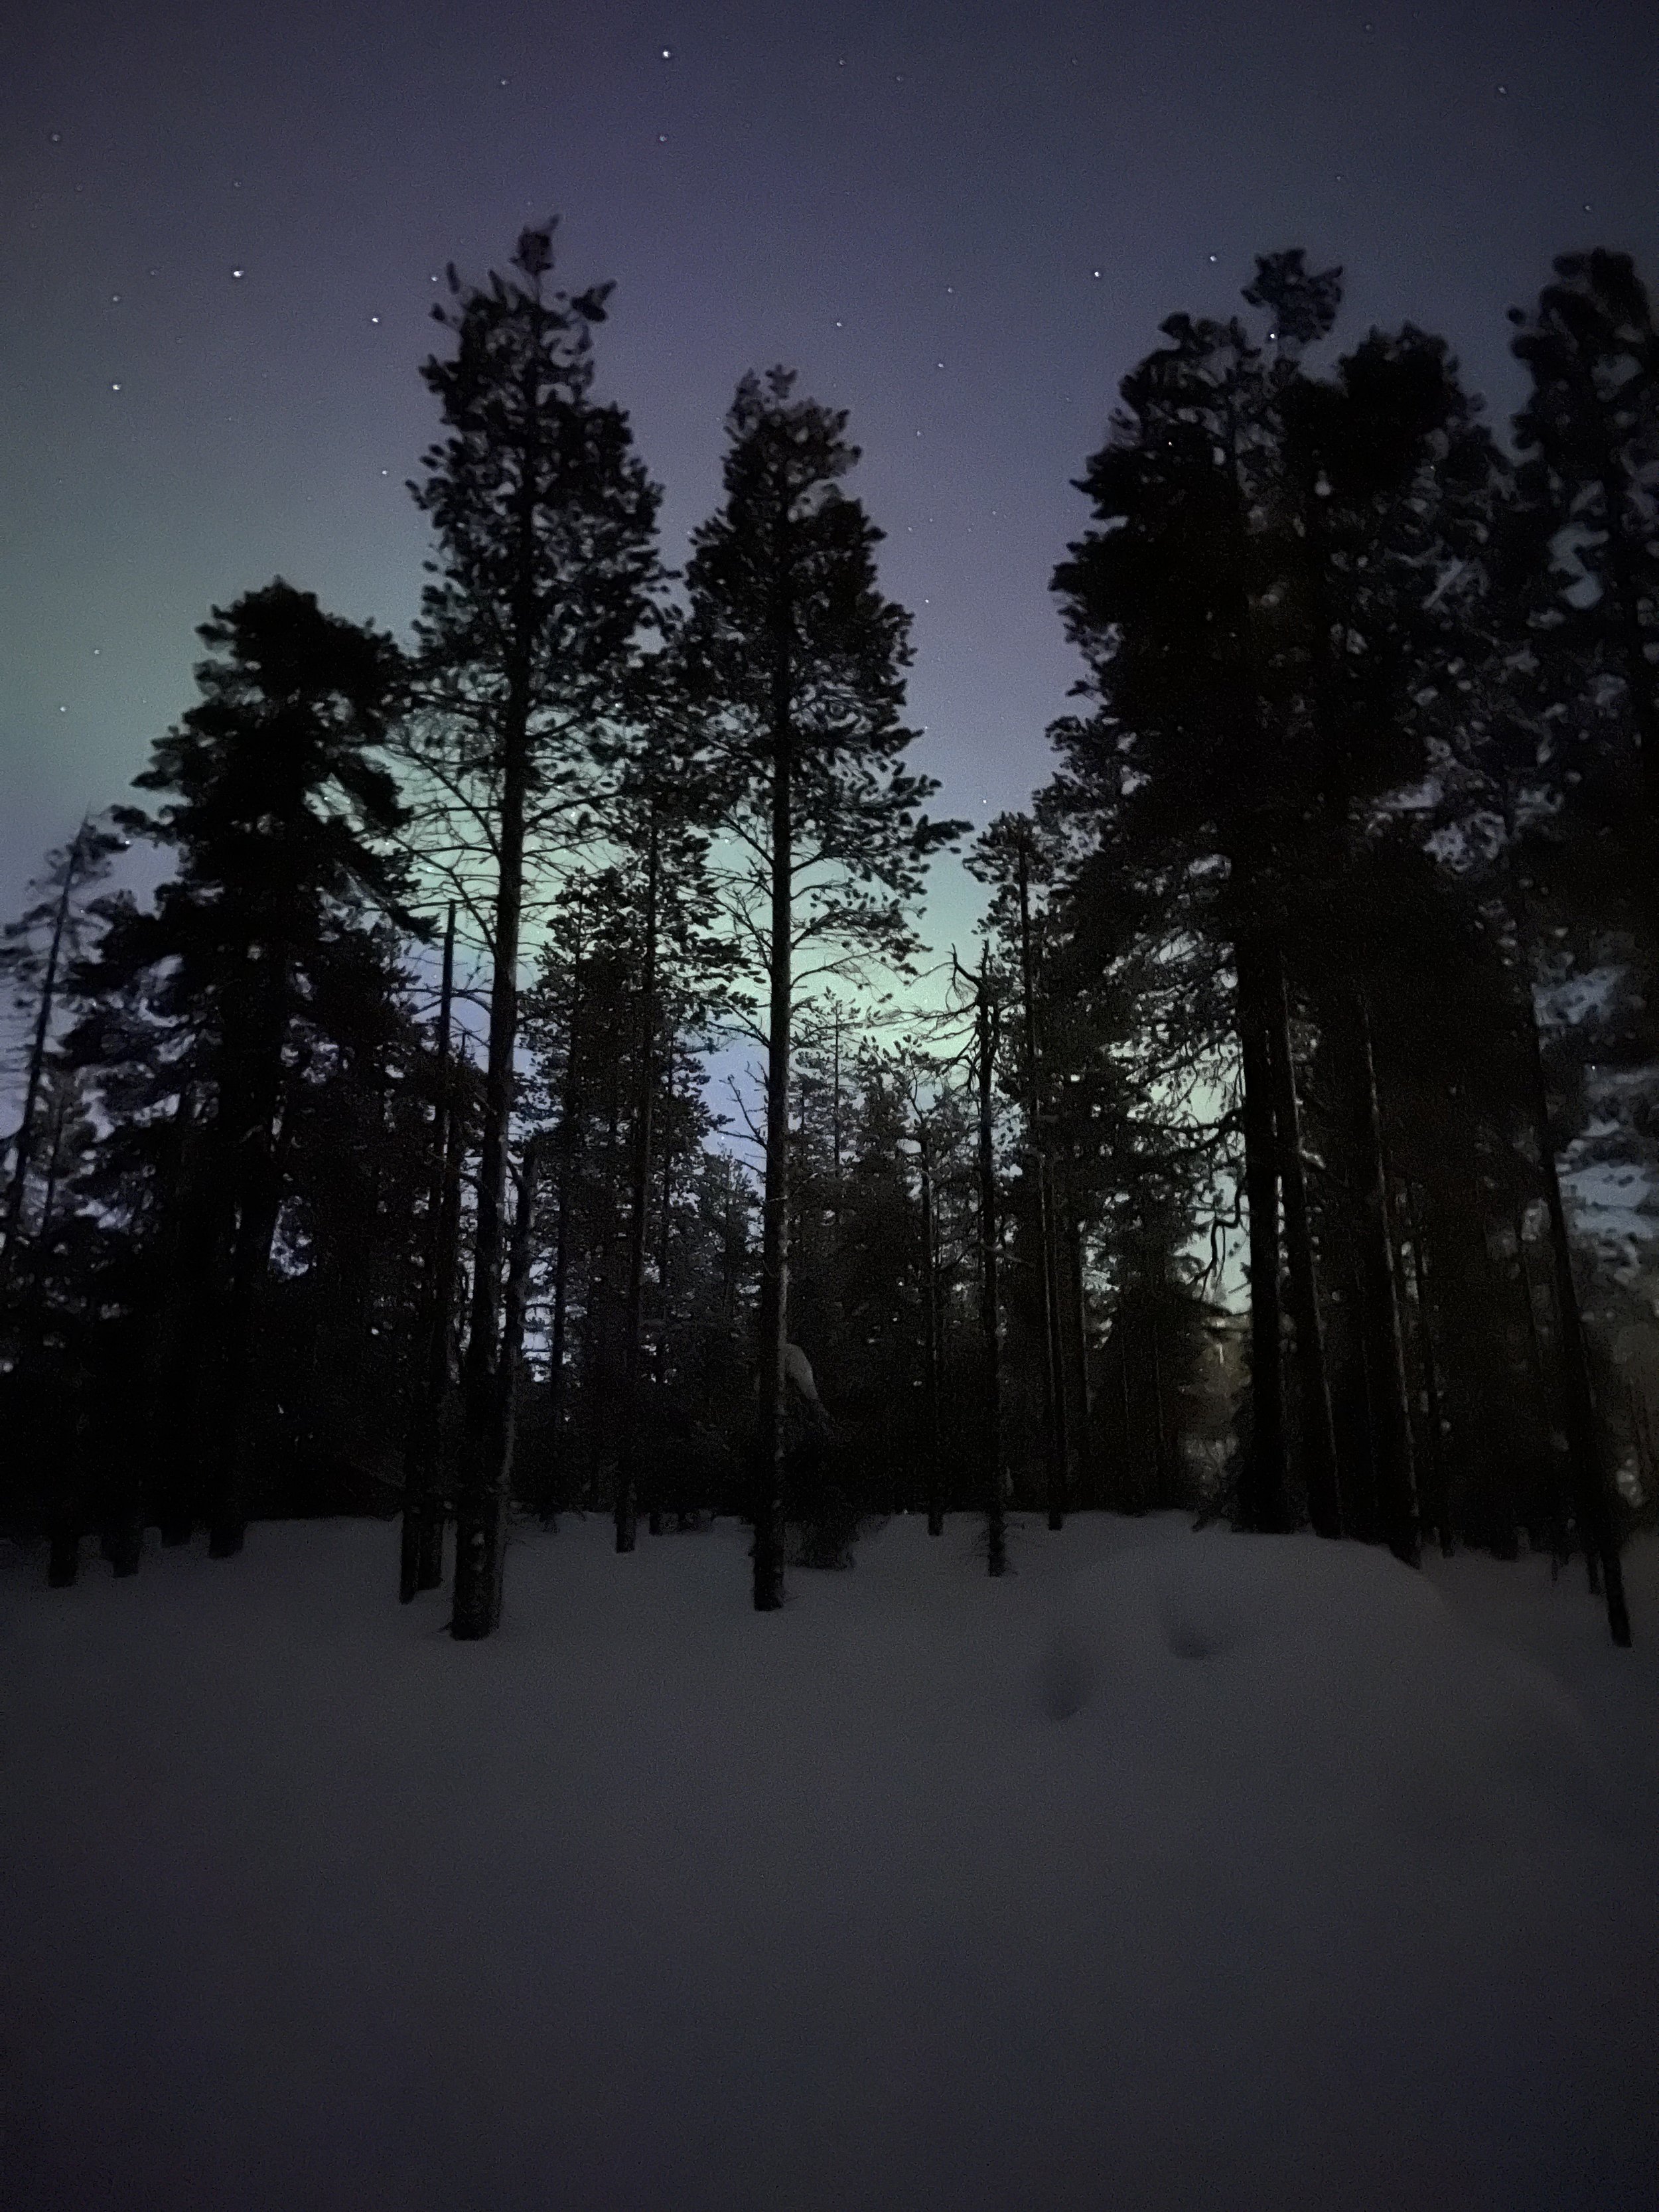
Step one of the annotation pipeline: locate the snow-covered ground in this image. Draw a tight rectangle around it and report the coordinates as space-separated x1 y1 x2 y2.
3 1512 1656 2212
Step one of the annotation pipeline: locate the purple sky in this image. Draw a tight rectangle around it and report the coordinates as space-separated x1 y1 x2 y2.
5 0 1657 955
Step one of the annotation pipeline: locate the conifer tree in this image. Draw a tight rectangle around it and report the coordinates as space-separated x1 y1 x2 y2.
683 369 960 1608
0 816 124 1294
409 222 664 1637
61 581 409 1554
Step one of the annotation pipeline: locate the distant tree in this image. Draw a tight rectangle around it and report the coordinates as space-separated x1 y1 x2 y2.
972 814 1072 1528
683 368 961 1609
0 816 125 1291
408 220 664 1637
591 670 729 1554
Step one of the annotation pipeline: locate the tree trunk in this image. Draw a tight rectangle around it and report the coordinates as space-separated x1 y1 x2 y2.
543 986 583 1526
1236 938 1287 1532
206 1160 283 1559
496 1135 541 1497
1016 838 1067 1528
1265 946 1341 1536
453 658 530 1639
753 612 793 1614
208 960 292 1562
616 812 660 1556
1150 1321 1170 1503
147 1091 212 1546
1 820 86 1290
919 1120 942 1534
648 1087 674 1535
1522 985 1631 1645
1064 1201 1094 1510
421 1054 468 1587
1406 1185 1452 1559
976 975 1007 1577
1514 1211 1571 1563
1347 984 1419 1566
403 905 457 1601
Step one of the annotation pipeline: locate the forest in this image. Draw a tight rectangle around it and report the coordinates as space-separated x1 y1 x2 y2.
4 230 1657 1648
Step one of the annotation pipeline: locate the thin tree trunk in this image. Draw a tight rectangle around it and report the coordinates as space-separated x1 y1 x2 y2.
420 1049 468 1586
617 811 660 1555
1016 837 1067 1528
26 1087 84 1581
207 1153 283 1560
1406 1185 1452 1559
1265 946 1341 1536
976 973 1007 1577
1348 984 1419 1566
648 1084 674 1536
1522 984 1631 1645
919 1118 942 1534
753 601 793 1614
655 1092 673 1391
1123 1318 1141 1512
544 986 583 1525
32 1082 68 1276
145 1090 210 1545
1515 1213 1571 1564
831 1010 843 1230
1 820 87 1290
494 1135 541 1507
208 946 293 1561
579 1063 623 1511
402 906 457 1601
449 303 555 1637
1065 1201 1093 1509
455 699 526 1637
1236 938 1287 1532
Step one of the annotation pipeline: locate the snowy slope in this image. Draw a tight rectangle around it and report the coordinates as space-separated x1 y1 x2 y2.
2 1514 1656 2212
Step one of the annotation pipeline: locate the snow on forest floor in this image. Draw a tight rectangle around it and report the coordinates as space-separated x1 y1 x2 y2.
3 1511 1658 2212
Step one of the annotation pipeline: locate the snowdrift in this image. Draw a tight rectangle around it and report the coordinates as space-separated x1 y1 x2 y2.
1 1512 1655 2211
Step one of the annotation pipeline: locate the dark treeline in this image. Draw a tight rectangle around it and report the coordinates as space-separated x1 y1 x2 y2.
3 232 1656 1641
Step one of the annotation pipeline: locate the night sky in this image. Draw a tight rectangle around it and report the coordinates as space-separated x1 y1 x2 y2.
5 0 1657 952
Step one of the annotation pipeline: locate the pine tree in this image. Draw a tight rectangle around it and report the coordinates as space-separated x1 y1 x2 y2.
0 817 124 1294
1052 253 1490 1556
59 581 410 1554
683 368 960 1609
408 221 664 1638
